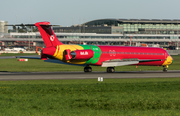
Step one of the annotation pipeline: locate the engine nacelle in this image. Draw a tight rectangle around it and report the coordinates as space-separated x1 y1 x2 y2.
65 49 72 61
70 49 94 60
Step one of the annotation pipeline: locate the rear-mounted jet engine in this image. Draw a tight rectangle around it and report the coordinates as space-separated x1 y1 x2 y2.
65 49 94 60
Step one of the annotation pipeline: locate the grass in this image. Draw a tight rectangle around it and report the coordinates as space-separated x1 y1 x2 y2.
0 54 180 72
0 53 180 115
0 78 180 115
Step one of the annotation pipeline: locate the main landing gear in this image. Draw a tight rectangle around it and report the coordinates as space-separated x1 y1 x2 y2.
84 66 92 72
107 67 115 73
163 65 168 72
84 66 115 73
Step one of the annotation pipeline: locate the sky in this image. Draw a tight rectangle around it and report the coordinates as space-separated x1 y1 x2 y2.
1 0 180 27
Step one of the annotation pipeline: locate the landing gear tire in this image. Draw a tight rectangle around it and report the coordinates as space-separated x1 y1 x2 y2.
107 67 115 73
163 68 167 72
163 66 168 72
84 67 92 73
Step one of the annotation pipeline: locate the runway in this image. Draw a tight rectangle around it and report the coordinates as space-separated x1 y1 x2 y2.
0 70 180 81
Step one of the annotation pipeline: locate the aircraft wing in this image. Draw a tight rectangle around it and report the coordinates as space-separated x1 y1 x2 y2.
0 56 16 59
16 56 86 66
101 58 162 67
44 59 86 66
16 55 41 59
0 55 41 59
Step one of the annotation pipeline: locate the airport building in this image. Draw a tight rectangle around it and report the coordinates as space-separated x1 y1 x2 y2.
54 19 180 35
0 21 8 33
0 19 180 51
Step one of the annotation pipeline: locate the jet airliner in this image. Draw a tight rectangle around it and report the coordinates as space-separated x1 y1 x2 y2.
20 22 173 73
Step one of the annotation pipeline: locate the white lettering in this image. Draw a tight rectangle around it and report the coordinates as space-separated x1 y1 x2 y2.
80 51 88 55
109 50 116 56
93 48 98 50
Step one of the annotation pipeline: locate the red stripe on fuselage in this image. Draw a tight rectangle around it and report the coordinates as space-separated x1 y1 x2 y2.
95 46 167 66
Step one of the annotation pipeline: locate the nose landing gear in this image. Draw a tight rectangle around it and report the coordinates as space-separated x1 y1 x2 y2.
163 65 168 72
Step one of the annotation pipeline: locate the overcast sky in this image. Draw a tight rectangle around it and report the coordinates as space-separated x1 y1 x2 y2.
1 0 180 26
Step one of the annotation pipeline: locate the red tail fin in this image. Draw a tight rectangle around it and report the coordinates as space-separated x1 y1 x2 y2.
35 22 63 47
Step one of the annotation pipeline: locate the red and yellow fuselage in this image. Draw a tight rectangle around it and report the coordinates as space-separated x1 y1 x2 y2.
42 44 173 67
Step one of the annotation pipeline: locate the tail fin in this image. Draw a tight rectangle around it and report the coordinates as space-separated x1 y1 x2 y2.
35 22 63 47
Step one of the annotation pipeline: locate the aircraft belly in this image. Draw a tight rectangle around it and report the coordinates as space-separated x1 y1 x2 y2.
137 61 164 66
68 60 87 64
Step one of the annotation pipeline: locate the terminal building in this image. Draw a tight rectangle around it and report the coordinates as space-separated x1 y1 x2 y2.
0 19 180 51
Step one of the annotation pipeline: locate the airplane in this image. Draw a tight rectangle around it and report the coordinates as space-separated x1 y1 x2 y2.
18 21 173 73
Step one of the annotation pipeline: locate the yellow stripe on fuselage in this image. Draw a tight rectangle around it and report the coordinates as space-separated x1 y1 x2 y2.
53 45 86 64
162 56 173 66
54 45 59 57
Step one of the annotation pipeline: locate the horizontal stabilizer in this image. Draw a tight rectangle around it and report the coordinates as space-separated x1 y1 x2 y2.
5 24 35 26
6 24 59 27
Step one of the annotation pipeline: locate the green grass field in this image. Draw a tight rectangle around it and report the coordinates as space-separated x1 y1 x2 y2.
0 54 180 115
0 78 180 116
0 54 180 72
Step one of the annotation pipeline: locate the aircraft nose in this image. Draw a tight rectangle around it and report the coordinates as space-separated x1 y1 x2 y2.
162 55 173 66
166 55 173 65
169 56 173 65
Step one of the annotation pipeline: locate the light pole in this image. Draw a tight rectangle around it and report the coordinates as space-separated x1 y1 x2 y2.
31 17 33 32
16 15 17 24
130 36 132 46
16 15 18 32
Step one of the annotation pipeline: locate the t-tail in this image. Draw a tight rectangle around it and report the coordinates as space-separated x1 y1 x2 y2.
35 22 63 47
35 22 63 60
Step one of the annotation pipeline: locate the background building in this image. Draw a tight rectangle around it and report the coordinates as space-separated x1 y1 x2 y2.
0 21 8 33
54 19 180 35
0 19 180 51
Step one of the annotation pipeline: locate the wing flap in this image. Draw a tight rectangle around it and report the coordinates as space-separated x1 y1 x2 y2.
101 58 162 67
101 59 139 67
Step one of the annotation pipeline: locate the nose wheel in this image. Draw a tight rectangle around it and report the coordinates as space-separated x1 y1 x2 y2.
163 66 168 72
107 67 115 73
84 66 92 72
